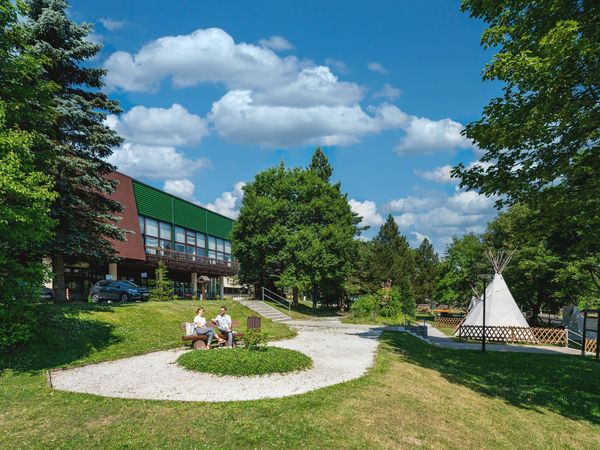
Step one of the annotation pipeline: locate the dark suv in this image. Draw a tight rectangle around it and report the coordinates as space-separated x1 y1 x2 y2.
89 280 149 303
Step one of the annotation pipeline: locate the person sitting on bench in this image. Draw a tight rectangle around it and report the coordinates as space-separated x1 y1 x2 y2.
193 308 224 348
213 306 234 348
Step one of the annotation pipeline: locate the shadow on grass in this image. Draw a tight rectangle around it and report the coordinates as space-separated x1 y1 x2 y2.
0 302 120 373
380 332 600 424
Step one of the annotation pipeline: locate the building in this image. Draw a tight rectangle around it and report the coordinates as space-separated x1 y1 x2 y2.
63 172 239 301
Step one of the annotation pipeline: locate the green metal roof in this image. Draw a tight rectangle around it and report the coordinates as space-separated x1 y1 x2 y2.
131 179 234 240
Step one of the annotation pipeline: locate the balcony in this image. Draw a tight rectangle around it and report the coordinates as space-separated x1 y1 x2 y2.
145 247 239 276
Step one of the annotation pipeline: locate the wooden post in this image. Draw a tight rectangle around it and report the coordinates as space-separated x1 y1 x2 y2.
565 328 569 348
596 311 600 362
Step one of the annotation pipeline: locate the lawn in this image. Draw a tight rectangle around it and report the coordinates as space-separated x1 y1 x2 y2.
263 297 341 320
1 303 600 449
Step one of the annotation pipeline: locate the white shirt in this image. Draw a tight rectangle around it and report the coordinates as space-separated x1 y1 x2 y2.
193 315 207 328
214 314 231 330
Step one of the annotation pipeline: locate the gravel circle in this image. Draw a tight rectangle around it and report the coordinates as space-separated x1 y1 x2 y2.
50 324 381 402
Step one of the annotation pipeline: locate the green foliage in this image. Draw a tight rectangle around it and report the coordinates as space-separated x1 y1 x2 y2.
367 215 415 291
0 0 57 351
25 0 125 301
243 328 269 350
233 149 360 306
413 238 439 303
435 233 485 306
176 347 312 376
149 260 173 302
350 293 379 318
308 146 333 182
455 0 600 299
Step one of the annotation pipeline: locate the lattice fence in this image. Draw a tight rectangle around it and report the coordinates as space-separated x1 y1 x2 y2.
457 325 567 345
434 317 463 328
585 338 598 354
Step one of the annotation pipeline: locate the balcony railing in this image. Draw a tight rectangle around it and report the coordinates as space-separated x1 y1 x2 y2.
145 246 239 275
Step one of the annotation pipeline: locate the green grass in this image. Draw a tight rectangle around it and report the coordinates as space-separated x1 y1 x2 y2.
264 297 340 320
341 313 410 326
1 302 600 449
177 347 312 376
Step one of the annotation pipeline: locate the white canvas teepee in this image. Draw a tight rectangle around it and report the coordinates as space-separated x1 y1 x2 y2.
458 250 529 329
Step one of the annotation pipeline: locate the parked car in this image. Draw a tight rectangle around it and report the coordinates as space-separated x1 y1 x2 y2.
89 280 149 303
40 287 54 300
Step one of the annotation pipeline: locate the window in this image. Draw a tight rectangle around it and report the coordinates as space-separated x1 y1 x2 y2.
216 238 224 253
138 216 145 234
175 243 185 253
186 230 196 246
175 227 185 243
224 240 231 254
145 236 158 254
196 232 205 248
208 250 216 259
159 239 172 251
196 247 206 257
208 236 216 251
186 245 195 255
160 222 171 240
146 218 158 237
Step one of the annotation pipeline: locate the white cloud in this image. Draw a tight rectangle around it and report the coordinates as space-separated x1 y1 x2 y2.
373 83 401 99
204 182 246 219
106 104 208 147
387 189 498 252
107 143 211 179
415 165 456 184
162 179 196 201
394 116 474 155
259 36 294 51
325 58 349 74
348 199 384 228
415 161 492 184
99 18 127 31
368 62 388 74
209 91 407 147
104 28 301 92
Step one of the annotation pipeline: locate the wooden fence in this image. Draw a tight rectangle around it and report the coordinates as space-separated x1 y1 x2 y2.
584 338 598 354
434 317 464 329
457 325 567 346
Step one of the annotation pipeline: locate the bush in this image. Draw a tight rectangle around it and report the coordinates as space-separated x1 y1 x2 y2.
244 328 268 350
177 347 312 376
379 288 401 318
350 294 378 317
149 260 174 301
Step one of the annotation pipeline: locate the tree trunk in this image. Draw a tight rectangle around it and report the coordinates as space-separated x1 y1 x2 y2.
52 254 66 303
531 302 542 326
312 284 317 313
293 287 299 306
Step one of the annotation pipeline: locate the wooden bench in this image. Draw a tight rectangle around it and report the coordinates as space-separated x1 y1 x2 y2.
181 320 245 349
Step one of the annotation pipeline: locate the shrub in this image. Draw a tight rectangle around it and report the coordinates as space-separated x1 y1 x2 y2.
177 347 312 376
350 294 378 317
379 287 401 318
244 328 268 350
149 260 174 301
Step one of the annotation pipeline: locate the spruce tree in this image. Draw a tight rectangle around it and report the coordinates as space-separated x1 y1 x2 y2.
367 215 415 290
26 0 125 302
413 238 439 303
149 260 173 302
308 147 333 182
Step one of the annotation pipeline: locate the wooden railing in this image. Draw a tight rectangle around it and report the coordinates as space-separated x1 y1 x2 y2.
145 247 239 275
434 317 464 329
457 325 567 346
585 338 598 354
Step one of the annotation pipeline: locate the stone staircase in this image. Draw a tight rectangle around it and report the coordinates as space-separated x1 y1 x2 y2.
236 300 292 322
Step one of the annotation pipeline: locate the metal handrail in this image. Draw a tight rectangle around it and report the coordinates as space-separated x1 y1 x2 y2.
261 287 291 316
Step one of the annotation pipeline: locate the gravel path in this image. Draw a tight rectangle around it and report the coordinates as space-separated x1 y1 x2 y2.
50 324 381 402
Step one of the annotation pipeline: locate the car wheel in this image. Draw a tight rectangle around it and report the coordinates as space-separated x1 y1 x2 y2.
119 293 129 303
91 293 99 303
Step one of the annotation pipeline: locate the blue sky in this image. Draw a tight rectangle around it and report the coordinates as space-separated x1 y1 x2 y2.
71 0 502 253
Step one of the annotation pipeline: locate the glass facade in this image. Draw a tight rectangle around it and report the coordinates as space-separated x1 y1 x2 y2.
138 215 232 261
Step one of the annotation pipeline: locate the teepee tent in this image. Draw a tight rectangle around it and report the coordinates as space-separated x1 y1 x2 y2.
457 250 529 329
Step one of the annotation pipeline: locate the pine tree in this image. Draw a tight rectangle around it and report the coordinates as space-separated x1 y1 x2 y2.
367 215 415 290
26 0 125 302
308 147 333 183
413 238 439 303
149 260 173 302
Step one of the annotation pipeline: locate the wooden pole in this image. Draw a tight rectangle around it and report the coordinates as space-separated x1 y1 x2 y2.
596 311 599 362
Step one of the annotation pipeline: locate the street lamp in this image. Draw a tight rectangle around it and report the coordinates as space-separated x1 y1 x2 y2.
477 274 493 352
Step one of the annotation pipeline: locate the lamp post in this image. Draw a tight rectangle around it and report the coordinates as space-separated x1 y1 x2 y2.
478 274 493 352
